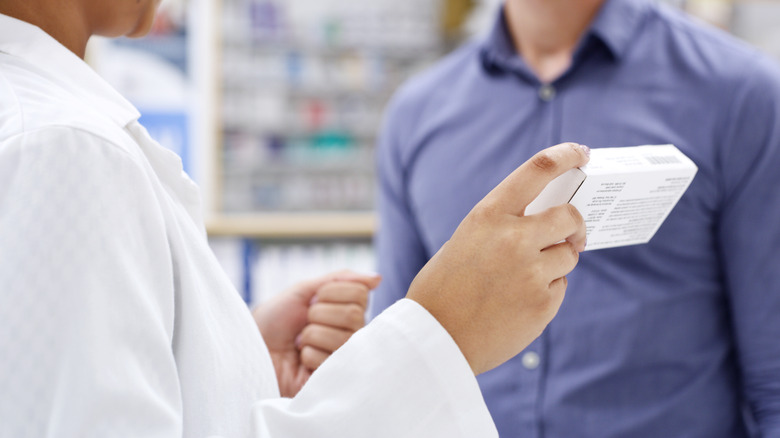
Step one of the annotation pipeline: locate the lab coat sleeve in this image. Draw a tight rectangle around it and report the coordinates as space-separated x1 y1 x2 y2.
0 127 183 437
253 298 498 438
716 56 780 436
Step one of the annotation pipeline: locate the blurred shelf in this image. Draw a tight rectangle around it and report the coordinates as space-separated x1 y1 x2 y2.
196 0 446 239
221 37 443 56
206 212 376 238
220 120 381 139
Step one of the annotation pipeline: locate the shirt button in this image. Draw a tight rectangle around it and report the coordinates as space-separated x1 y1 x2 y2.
538 84 556 101
522 351 541 370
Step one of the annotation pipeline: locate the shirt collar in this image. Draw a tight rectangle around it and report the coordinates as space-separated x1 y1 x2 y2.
481 0 651 73
589 0 651 60
0 13 141 128
479 7 524 74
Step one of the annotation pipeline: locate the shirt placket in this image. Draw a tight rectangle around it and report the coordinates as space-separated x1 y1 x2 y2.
523 70 566 438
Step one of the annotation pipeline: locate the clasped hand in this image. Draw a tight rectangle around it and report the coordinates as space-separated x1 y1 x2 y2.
252 271 381 397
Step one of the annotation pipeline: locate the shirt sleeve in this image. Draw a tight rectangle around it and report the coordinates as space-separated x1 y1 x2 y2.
716 56 780 436
252 298 498 438
369 90 431 319
0 127 183 437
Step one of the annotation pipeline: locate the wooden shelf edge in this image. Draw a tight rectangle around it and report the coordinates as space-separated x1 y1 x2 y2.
206 212 377 238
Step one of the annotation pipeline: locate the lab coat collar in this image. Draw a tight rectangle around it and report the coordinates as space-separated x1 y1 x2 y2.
0 13 141 128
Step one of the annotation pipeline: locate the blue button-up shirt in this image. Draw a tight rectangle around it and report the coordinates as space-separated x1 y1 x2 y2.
370 0 780 436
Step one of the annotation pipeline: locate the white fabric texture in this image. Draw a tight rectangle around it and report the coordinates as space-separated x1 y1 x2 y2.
0 13 496 438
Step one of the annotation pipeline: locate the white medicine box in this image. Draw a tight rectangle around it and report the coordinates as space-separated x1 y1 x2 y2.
525 144 698 250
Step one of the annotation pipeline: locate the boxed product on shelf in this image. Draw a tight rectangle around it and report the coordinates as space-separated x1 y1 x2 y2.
208 237 376 307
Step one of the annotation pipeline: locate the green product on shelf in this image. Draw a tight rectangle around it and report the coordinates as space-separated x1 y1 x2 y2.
311 130 353 151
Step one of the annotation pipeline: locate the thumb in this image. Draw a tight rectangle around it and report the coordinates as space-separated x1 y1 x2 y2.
479 142 590 217
329 270 382 290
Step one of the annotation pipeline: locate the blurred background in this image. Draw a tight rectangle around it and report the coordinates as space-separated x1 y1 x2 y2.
86 0 780 307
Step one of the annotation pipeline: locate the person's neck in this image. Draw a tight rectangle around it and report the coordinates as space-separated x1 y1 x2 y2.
504 0 605 83
0 0 90 58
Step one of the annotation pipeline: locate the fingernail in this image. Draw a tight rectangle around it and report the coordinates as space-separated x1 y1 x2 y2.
579 144 590 157
295 334 303 349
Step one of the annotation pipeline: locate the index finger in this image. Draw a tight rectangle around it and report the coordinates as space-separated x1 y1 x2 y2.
290 270 381 302
480 142 590 217
315 281 370 308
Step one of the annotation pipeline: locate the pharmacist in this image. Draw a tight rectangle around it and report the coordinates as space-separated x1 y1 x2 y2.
0 1 589 436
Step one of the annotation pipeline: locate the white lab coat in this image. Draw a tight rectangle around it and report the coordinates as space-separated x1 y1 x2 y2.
0 13 497 438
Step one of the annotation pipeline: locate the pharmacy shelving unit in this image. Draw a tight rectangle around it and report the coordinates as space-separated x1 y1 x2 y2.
190 0 448 239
